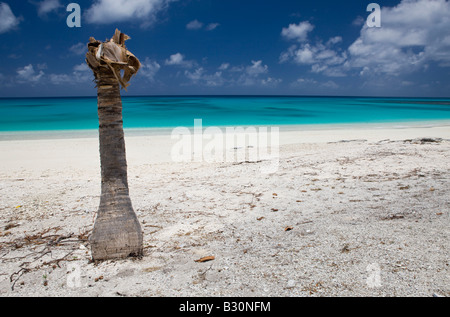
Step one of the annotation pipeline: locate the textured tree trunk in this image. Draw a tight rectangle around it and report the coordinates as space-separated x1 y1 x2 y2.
90 67 143 261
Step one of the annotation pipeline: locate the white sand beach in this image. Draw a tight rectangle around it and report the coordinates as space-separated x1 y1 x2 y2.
0 122 449 297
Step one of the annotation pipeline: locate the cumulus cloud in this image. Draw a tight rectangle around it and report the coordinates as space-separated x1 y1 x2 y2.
281 0 450 80
352 16 366 27
0 3 21 33
17 65 45 84
186 20 220 31
238 60 281 87
205 23 220 31
85 0 174 26
186 19 203 30
48 73 70 85
290 78 318 87
69 42 87 55
327 36 343 46
182 60 280 88
139 58 161 82
165 53 195 68
49 63 91 85
291 78 338 90
73 63 89 72
280 40 347 77
281 21 314 42
13 63 91 87
321 80 339 89
165 53 185 65
184 68 224 87
245 60 268 77
261 77 283 87
218 63 230 71
280 20 347 77
348 0 450 75
34 0 63 17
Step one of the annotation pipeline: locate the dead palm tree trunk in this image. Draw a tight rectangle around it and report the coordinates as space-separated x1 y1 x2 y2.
86 30 143 261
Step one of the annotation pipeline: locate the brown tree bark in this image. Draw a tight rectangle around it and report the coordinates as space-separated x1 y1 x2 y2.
86 31 143 261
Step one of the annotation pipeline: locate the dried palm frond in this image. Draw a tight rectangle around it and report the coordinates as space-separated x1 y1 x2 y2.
86 29 141 90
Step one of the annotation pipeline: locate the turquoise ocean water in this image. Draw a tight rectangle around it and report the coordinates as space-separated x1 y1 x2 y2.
0 96 450 132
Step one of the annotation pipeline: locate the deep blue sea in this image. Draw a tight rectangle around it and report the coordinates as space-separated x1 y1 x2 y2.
0 96 450 132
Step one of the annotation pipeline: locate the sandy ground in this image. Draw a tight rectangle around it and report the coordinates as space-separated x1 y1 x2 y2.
0 123 449 297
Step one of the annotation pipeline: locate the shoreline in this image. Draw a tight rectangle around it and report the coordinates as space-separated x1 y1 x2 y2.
1 119 450 141
1 120 449 176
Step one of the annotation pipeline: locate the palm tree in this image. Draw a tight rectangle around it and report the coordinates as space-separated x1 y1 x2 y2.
86 29 143 261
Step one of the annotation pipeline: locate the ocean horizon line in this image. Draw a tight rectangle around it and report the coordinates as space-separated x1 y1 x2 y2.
1 95 450 100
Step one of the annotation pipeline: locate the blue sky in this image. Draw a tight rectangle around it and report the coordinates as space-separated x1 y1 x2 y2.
0 0 449 97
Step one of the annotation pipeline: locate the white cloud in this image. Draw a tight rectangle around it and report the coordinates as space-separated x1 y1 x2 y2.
218 63 230 70
37 63 48 70
165 53 184 65
352 16 365 27
49 73 71 85
0 3 21 33
73 63 89 72
321 80 339 89
279 45 295 64
85 0 174 25
291 78 318 87
184 68 204 81
238 60 281 87
281 0 450 80
17 65 45 84
50 63 91 85
347 0 450 75
184 68 224 87
327 36 343 46
140 58 161 82
281 21 314 42
245 60 268 77
186 20 220 31
165 53 195 68
186 19 203 30
261 77 282 87
290 78 338 90
280 41 347 77
292 45 315 64
181 60 280 88
205 23 220 31
35 0 63 17
229 66 244 72
280 21 346 77
69 42 87 55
